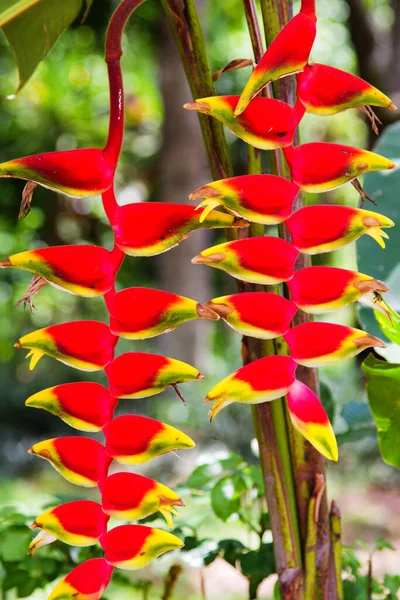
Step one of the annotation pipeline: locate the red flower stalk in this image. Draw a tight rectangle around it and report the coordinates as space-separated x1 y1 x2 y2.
189 174 299 224
29 500 109 554
106 351 203 402
28 437 112 487
283 143 395 204
104 415 195 464
106 287 219 340
204 292 297 339
284 322 385 367
296 63 397 133
192 237 299 284
235 0 317 116
184 96 303 150
288 266 389 314
287 381 338 461
25 382 117 432
48 558 114 600
14 321 118 371
0 245 122 302
100 524 184 570
112 202 248 256
286 205 394 254
205 356 298 421
100 472 185 527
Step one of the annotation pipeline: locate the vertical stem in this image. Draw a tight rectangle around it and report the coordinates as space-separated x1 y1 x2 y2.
330 501 343 600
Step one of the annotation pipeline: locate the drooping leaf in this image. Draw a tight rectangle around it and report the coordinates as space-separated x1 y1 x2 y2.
0 0 93 93
362 353 400 468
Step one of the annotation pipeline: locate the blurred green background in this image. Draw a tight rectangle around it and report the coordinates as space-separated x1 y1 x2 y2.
0 0 400 598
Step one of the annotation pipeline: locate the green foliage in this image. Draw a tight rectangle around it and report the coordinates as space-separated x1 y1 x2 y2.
362 354 400 468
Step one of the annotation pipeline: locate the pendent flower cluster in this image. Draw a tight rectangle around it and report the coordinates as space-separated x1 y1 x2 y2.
0 0 396 598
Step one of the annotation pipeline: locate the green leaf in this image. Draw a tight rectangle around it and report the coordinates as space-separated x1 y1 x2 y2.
320 381 335 424
362 354 400 468
17 575 39 598
375 537 395 552
240 543 275 595
341 402 372 428
336 426 376 445
3 569 28 591
0 526 32 562
211 474 247 521
0 0 93 93
218 539 246 567
375 309 400 345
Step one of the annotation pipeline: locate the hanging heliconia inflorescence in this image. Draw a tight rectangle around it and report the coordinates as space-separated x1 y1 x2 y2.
0 0 396 597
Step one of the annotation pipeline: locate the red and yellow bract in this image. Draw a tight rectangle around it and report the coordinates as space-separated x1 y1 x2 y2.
48 558 113 600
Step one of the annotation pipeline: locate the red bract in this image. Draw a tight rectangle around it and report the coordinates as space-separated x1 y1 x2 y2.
28 437 112 487
112 202 248 256
235 0 317 116
288 266 389 314
205 292 297 338
190 174 299 224
48 558 113 600
14 321 118 371
100 472 184 527
192 237 299 284
0 245 120 300
101 524 184 570
284 322 385 367
106 352 202 401
29 500 109 554
287 381 338 461
104 415 195 464
0 149 114 218
286 205 394 254
107 287 219 340
184 96 301 150
25 382 117 431
205 356 298 421
283 143 395 203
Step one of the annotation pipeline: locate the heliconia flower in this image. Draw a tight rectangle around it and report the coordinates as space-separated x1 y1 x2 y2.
205 356 298 421
287 380 338 461
191 237 299 284
14 321 118 371
284 322 385 367
234 0 317 116
204 292 297 339
0 149 114 218
101 524 184 570
100 472 185 528
296 63 396 126
28 437 112 487
0 245 119 299
189 174 299 224
107 287 219 340
104 415 195 465
48 558 114 600
286 205 394 254
29 500 109 554
288 266 389 314
283 143 395 203
106 352 202 402
112 202 248 257
184 96 301 150
25 382 117 432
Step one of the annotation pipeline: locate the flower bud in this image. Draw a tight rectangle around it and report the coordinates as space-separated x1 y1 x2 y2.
286 205 394 254
113 202 248 257
48 558 113 600
205 292 297 338
189 174 299 224
14 321 118 371
284 322 385 367
29 500 109 554
100 472 185 528
101 524 184 570
108 287 219 340
288 266 389 314
205 356 297 421
192 237 299 284
104 415 195 465
28 437 112 487
287 381 338 461
25 382 117 432
184 96 299 150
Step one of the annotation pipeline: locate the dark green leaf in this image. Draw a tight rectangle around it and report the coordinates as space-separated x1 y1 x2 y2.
17 574 39 597
3 569 28 591
336 426 376 445
320 381 335 424
240 543 275 593
0 526 32 562
218 539 246 567
362 354 400 468
211 474 247 521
